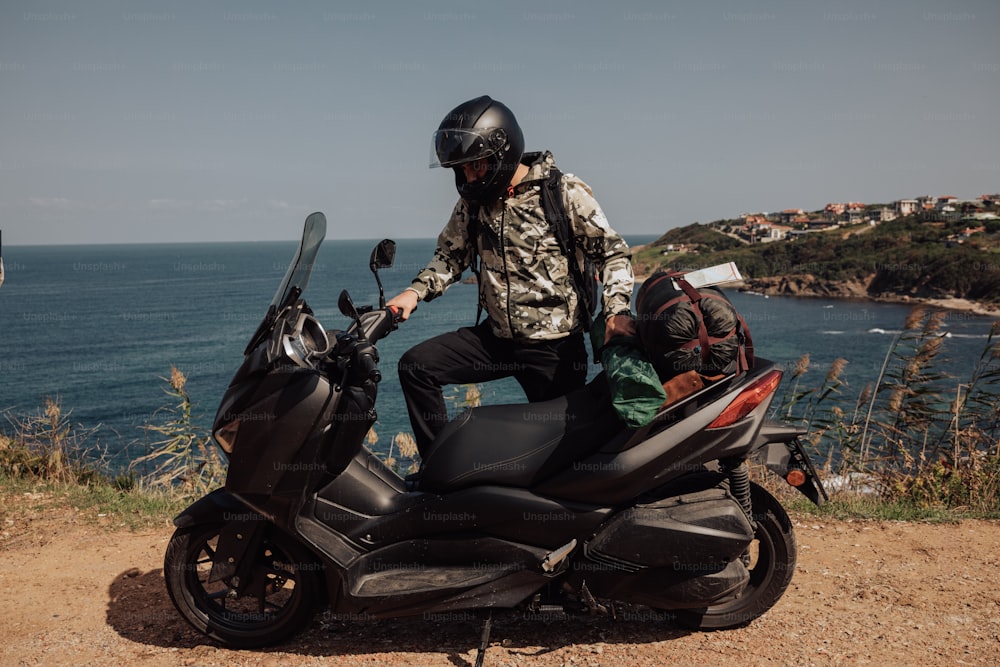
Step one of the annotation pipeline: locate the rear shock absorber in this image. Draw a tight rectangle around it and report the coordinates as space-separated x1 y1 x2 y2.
720 457 754 528
720 457 755 568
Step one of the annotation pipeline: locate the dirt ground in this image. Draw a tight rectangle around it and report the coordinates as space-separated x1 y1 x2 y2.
2 494 999 667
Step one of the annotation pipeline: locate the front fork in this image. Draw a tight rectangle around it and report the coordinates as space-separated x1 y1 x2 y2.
174 489 270 594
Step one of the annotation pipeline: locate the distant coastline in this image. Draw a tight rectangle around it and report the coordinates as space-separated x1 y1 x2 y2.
630 243 1000 319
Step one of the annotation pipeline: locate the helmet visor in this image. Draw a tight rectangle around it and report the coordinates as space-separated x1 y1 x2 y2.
430 128 498 168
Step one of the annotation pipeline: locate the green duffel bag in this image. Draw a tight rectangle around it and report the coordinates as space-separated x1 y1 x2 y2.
590 313 667 429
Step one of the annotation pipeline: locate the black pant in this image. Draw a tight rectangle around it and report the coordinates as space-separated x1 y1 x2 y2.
398 321 588 458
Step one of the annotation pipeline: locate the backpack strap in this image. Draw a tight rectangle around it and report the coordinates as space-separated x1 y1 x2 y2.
735 309 755 371
691 286 754 371
465 200 485 326
663 273 712 366
540 167 594 331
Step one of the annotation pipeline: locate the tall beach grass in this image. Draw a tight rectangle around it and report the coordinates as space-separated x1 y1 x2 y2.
774 306 1000 516
3 307 999 525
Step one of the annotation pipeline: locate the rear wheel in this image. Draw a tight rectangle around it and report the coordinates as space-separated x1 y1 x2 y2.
164 523 321 648
673 483 796 630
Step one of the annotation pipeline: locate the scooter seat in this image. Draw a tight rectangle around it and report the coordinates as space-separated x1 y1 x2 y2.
418 376 625 492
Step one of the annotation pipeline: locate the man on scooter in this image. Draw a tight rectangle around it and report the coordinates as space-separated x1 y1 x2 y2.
387 95 635 458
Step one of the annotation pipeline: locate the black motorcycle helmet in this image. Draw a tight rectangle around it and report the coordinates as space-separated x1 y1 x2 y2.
430 95 525 204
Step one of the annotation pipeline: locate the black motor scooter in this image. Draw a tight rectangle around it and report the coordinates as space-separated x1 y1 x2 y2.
164 213 826 654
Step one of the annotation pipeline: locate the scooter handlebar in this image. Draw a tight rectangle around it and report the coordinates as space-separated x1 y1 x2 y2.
355 306 401 343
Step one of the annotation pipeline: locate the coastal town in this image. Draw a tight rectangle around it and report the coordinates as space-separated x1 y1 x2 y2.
655 193 1000 253
637 192 1000 314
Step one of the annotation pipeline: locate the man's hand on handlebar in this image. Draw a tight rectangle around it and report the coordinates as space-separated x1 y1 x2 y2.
386 289 419 321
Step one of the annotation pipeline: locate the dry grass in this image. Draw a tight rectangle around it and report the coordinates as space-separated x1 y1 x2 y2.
775 308 1000 515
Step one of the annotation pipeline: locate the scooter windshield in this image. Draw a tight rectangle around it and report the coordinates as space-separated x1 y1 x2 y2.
244 212 327 355
270 211 326 311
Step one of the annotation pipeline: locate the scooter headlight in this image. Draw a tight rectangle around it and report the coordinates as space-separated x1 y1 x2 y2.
281 313 329 368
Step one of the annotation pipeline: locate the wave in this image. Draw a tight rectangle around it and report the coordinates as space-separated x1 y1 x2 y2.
821 330 845 335
945 332 989 340
866 327 988 340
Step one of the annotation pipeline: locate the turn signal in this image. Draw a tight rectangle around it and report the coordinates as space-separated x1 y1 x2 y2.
785 468 807 487
707 370 783 429
213 420 241 454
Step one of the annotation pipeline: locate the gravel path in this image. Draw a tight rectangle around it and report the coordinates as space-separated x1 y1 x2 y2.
2 495 999 666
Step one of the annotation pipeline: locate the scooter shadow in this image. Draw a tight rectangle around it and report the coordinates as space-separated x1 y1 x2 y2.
107 567 694 663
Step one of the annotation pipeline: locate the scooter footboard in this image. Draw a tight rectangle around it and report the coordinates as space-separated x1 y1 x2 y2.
332 537 554 618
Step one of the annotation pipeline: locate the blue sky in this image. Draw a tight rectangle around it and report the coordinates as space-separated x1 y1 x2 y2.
1 0 998 245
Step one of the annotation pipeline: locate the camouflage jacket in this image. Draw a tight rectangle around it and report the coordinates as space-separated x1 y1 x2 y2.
408 151 634 341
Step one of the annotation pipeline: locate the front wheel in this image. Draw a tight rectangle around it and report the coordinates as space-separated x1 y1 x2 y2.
164 522 322 648
673 483 797 630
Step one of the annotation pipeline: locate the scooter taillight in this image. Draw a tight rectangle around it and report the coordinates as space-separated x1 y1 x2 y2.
707 369 783 429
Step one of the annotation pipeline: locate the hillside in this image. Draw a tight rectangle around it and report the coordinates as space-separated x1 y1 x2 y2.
634 214 1000 306
650 222 745 253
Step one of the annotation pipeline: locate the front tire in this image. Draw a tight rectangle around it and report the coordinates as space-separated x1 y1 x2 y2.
164 523 322 648
673 483 797 630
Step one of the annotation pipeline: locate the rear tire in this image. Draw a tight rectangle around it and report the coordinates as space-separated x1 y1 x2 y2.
164 523 322 648
673 483 796 630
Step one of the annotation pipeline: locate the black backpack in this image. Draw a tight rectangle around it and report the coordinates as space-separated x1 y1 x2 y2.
467 167 599 330
635 270 755 381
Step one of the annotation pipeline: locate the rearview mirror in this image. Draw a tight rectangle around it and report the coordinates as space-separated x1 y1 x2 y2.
370 239 396 308
338 289 360 321
370 239 396 271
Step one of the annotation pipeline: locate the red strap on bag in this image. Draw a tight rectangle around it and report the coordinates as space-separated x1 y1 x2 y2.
671 275 712 365
640 270 755 373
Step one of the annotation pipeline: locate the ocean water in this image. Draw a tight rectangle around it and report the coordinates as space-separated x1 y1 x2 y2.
1 236 996 469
